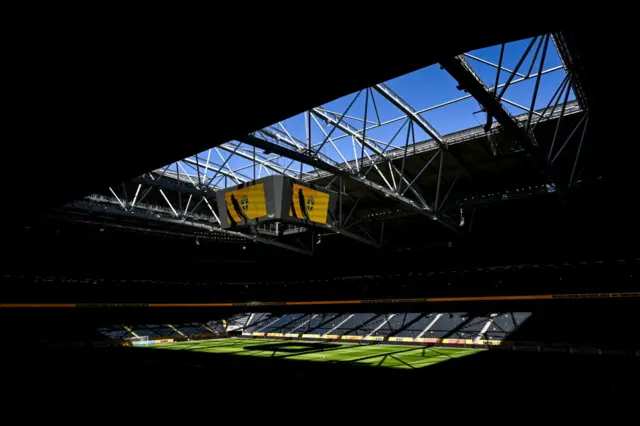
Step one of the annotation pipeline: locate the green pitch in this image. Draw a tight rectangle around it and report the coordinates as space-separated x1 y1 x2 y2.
146 338 482 370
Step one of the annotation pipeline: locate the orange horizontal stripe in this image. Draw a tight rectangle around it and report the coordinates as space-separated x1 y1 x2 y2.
426 295 554 302
286 300 362 305
1 292 637 308
149 303 234 307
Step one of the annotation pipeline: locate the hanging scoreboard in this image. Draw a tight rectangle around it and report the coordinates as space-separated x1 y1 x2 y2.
289 183 331 225
222 183 268 225
216 178 275 229
216 176 337 229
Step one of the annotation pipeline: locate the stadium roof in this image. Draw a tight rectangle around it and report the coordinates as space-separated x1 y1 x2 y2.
58 33 590 253
154 36 578 189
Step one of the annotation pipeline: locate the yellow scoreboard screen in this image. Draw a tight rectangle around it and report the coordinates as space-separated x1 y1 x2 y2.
224 183 268 224
290 183 330 224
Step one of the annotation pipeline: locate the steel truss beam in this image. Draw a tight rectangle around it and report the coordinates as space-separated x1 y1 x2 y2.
312 98 463 217
162 166 226 191
551 32 589 111
303 99 579 185
259 127 337 167
205 146 288 177
310 108 430 207
66 200 313 256
373 83 476 181
440 55 561 191
230 140 325 181
131 175 213 198
216 143 300 179
316 65 563 148
85 193 213 222
236 133 461 234
182 157 252 183
333 227 380 248
315 223 381 248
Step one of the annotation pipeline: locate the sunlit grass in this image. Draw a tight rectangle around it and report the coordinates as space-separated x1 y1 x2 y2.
147 338 482 370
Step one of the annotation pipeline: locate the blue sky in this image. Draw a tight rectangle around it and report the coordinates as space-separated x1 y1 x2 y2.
177 36 576 182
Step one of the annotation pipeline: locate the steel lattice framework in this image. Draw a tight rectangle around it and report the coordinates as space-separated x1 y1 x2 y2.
62 33 590 254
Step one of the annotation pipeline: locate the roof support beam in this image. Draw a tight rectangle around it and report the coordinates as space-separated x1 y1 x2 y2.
373 83 476 181
314 223 381 248
259 127 337 167
551 32 589 111
217 143 298 178
65 201 312 256
236 133 461 235
310 108 429 208
181 158 250 183
440 55 561 191
131 175 213 198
